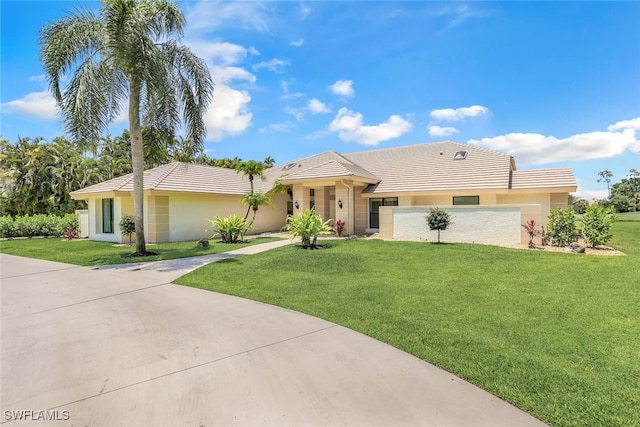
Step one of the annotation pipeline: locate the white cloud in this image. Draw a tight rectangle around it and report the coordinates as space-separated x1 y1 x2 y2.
329 107 412 146
290 38 305 47
188 41 250 66
430 105 489 122
252 58 289 73
468 117 640 165
1 91 58 120
429 125 459 137
185 0 271 33
204 84 253 141
330 80 355 98
573 189 609 201
608 117 640 132
214 66 256 85
307 99 330 114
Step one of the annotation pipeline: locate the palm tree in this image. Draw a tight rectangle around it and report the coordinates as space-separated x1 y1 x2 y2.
598 170 613 199
40 0 213 255
235 160 267 195
241 191 274 224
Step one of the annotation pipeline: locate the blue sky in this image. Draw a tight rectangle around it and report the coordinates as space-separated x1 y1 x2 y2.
2 1 639 199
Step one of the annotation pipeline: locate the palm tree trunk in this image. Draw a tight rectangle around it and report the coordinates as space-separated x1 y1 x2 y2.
129 77 147 255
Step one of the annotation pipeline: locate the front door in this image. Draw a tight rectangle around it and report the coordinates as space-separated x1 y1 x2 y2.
369 197 398 229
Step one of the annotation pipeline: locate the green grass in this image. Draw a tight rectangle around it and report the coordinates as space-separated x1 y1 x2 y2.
615 211 640 222
175 222 640 427
0 236 282 266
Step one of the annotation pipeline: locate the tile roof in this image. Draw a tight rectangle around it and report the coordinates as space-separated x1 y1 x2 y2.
70 141 577 197
71 162 257 196
510 168 577 189
343 141 514 193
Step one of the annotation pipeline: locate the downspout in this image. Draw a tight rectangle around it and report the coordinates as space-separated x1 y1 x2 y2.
340 179 354 235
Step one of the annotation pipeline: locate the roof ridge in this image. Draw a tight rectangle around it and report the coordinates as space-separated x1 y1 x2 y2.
113 173 134 191
147 162 182 189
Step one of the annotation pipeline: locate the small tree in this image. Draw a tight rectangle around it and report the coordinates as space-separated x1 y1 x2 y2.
119 215 136 245
582 204 616 248
546 207 578 246
426 207 452 243
284 208 333 249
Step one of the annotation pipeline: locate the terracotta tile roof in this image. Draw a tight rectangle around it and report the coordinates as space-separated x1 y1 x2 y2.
510 168 577 189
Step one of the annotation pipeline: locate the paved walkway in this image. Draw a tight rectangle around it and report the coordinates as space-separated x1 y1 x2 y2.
1 241 546 426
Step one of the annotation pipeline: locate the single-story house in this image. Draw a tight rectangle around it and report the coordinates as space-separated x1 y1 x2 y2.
70 141 577 245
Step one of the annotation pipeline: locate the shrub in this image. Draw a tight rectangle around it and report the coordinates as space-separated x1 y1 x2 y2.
0 214 79 239
521 219 541 248
284 208 333 249
210 214 253 243
581 204 615 248
546 207 578 246
0 216 18 238
426 207 452 243
119 215 136 245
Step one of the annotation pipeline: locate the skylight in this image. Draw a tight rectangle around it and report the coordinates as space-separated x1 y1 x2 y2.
282 162 296 171
453 150 468 160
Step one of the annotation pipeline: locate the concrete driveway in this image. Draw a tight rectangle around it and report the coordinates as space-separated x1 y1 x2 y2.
1 251 546 426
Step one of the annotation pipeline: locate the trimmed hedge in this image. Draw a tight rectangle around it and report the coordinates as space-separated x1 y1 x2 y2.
0 214 79 239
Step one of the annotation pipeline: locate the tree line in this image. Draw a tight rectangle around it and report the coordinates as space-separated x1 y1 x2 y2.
0 133 276 217
572 169 640 214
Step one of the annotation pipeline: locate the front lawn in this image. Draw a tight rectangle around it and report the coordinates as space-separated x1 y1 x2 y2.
0 236 281 266
175 222 640 427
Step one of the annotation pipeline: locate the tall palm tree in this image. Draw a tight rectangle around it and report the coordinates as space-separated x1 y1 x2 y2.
235 160 267 195
40 0 213 255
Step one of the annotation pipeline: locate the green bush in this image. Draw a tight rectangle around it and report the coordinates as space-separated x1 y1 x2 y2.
210 214 253 243
582 204 615 248
0 216 18 238
0 214 79 239
283 208 333 249
546 207 578 246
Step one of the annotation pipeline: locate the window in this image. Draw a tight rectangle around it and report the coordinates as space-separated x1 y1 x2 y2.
310 188 315 209
369 197 398 228
286 201 294 216
453 150 468 160
102 198 114 233
453 196 479 205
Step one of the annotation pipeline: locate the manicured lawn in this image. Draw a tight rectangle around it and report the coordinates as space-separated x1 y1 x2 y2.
175 221 640 427
0 236 282 266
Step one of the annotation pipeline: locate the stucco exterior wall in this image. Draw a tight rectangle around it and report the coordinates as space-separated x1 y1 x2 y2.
167 192 288 242
88 196 125 243
382 205 532 245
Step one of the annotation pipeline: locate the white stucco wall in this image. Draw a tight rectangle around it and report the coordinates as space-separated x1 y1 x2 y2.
391 206 523 245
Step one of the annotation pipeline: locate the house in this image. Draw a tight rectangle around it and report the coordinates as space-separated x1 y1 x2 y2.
70 141 577 245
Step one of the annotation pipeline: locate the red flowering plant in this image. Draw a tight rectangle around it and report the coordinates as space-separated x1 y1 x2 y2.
335 219 345 237
521 219 541 248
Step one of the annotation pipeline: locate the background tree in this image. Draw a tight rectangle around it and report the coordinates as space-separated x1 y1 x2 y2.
598 170 613 199
426 207 452 243
40 0 214 255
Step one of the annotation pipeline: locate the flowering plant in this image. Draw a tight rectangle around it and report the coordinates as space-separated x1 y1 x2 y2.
335 219 345 236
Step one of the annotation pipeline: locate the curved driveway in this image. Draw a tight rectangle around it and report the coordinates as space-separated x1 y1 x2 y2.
1 245 546 426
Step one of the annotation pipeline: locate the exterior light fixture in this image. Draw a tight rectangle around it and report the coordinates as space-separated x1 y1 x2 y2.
295 201 299 210
338 199 343 209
